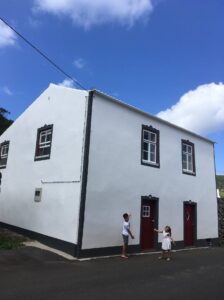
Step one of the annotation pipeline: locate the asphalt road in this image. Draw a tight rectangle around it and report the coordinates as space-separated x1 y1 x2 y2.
0 247 224 300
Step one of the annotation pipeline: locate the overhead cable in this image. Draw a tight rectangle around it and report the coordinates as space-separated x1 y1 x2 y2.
0 17 87 91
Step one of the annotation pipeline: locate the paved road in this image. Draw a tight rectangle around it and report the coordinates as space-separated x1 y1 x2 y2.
0 247 224 300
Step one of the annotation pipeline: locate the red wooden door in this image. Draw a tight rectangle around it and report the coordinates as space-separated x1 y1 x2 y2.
141 200 155 250
184 204 194 246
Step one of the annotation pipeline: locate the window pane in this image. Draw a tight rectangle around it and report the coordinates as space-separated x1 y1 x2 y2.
1 145 8 156
150 152 156 162
0 157 7 167
142 205 150 217
46 134 51 142
183 161 187 170
182 144 187 152
187 145 192 154
150 143 156 153
43 146 50 156
40 134 45 143
40 129 52 144
188 162 193 171
150 133 156 142
182 153 187 162
143 151 148 160
143 142 148 151
5 145 9 155
38 146 50 157
38 147 44 157
143 130 149 140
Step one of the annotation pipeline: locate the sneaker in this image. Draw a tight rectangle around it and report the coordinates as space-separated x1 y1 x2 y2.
121 255 129 259
158 256 163 260
166 258 171 261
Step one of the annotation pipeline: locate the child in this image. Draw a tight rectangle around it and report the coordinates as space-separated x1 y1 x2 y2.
154 226 175 261
121 213 134 258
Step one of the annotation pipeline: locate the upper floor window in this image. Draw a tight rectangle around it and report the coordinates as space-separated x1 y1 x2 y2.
182 140 196 176
141 125 160 168
0 141 10 169
34 124 53 161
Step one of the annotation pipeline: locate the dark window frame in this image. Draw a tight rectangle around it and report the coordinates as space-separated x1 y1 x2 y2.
141 125 160 168
181 139 196 176
0 140 10 169
34 124 53 161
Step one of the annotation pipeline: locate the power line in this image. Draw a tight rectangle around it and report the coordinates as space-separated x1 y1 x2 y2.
0 17 87 91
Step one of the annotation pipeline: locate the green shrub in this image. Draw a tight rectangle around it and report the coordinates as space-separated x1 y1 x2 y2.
0 233 25 250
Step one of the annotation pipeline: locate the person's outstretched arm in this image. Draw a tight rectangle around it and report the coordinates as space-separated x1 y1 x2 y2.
154 228 163 233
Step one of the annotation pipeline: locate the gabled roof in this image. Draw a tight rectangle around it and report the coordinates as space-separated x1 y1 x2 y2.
91 89 215 144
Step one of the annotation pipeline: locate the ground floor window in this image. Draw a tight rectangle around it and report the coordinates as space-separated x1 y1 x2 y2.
0 141 10 168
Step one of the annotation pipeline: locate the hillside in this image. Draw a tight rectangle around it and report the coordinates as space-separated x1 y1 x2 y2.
0 108 13 136
217 175 224 189
217 175 224 198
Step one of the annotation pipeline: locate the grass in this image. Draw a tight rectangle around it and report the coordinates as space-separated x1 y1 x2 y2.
0 230 26 250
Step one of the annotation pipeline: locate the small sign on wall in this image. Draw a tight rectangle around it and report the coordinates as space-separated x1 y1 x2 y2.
34 188 42 202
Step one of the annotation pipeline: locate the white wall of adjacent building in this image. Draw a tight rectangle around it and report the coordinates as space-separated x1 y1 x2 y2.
0 84 88 243
82 93 218 249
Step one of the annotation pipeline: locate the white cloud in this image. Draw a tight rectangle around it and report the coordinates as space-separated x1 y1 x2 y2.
34 0 154 28
157 83 224 135
0 20 17 48
58 78 76 88
2 86 13 95
73 58 86 69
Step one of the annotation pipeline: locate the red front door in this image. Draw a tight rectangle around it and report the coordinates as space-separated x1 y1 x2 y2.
141 200 156 250
184 204 195 246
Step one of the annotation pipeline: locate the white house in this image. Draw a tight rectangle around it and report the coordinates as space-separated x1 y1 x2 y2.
0 84 219 257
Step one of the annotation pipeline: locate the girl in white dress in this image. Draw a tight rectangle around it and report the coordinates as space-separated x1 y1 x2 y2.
154 226 174 261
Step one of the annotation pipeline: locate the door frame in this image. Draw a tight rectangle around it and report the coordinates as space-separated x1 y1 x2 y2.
140 195 159 250
183 201 197 246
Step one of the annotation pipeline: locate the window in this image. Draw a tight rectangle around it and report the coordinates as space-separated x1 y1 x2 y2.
35 125 53 161
0 141 10 168
142 205 150 217
182 140 196 175
141 125 160 168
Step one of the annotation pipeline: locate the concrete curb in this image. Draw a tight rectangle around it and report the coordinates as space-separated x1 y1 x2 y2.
23 241 77 261
23 241 210 261
79 246 210 261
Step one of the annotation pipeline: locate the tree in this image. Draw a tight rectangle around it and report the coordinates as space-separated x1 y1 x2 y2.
217 175 224 198
0 108 13 136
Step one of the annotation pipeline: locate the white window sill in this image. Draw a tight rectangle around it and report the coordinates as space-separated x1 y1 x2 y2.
142 160 158 165
35 155 50 159
183 169 196 175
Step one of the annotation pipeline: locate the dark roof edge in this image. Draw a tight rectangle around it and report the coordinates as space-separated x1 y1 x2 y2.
91 89 215 144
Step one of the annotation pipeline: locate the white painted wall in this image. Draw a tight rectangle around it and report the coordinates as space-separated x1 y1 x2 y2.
0 84 88 243
82 93 218 249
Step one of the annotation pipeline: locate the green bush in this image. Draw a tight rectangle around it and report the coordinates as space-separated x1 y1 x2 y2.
0 233 25 250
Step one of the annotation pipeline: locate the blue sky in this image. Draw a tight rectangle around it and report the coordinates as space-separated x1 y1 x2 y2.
0 0 223 174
